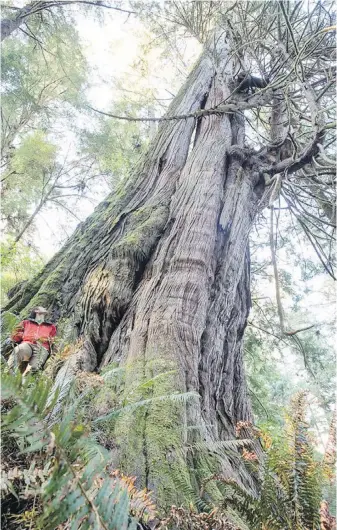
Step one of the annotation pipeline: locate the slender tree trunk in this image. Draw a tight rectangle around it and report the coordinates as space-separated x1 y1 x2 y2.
4 31 268 505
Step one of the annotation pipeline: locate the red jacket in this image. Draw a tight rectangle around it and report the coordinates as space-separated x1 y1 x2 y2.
11 319 57 352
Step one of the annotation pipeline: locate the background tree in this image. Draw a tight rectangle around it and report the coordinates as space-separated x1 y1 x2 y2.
1 2 146 303
2 0 336 510
0 0 135 42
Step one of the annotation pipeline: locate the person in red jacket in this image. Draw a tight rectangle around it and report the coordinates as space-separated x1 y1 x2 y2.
9 306 57 374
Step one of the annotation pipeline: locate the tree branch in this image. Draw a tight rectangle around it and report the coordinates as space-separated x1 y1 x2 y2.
1 0 135 41
87 91 272 123
265 128 325 177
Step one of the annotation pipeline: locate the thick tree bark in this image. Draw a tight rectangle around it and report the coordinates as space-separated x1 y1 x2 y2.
4 31 268 505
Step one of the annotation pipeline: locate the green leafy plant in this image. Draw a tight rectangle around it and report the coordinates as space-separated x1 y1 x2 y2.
1 367 202 529
1 371 140 530
2 368 334 530
212 392 334 530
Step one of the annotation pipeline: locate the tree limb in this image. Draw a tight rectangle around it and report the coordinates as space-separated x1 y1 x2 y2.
264 128 325 176
87 91 272 123
1 0 135 41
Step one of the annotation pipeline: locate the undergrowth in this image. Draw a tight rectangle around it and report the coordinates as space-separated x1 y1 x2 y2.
1 370 151 529
1 365 335 530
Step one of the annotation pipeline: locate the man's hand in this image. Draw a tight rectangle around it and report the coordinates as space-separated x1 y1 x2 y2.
22 364 32 376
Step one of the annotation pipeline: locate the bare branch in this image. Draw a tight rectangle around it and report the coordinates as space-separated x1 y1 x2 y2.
87 91 273 123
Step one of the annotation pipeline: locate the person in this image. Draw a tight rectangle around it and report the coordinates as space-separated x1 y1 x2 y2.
8 306 57 375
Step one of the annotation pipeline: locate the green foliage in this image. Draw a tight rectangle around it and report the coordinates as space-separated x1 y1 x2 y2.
245 327 293 426
248 207 335 421
218 392 330 529
1 370 139 530
11 131 57 176
82 105 149 181
1 16 88 240
80 31 173 184
1 18 86 127
1 131 57 235
1 366 203 527
0 311 20 351
1 239 45 306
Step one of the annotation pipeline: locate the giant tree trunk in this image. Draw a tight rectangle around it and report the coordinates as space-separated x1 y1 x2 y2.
5 32 268 505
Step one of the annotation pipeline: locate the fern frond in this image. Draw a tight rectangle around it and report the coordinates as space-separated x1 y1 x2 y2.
131 370 177 392
218 393 325 529
189 439 253 455
1 371 139 529
101 365 126 381
2 372 57 453
286 391 322 529
94 391 200 423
